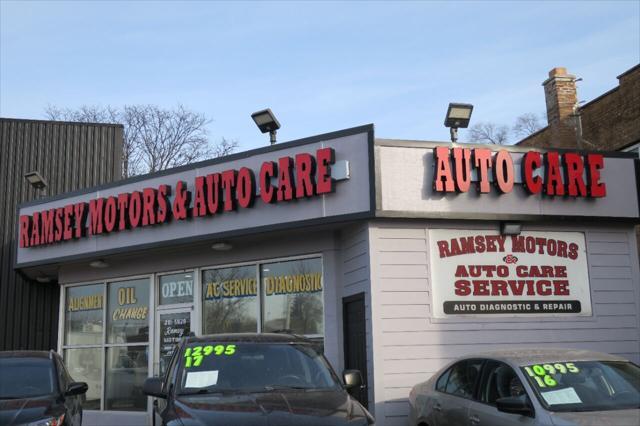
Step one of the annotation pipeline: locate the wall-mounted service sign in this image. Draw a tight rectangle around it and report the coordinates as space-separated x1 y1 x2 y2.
429 230 591 318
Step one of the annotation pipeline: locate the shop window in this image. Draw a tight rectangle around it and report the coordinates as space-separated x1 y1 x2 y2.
159 272 194 305
202 265 258 333
62 278 150 412
107 279 149 344
201 257 324 337
261 258 323 335
64 348 102 410
104 346 148 411
65 284 104 346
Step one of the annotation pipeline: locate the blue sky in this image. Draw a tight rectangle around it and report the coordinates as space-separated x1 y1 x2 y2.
1 1 638 151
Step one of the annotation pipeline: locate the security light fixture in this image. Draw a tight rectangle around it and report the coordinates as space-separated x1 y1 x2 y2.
25 171 48 190
211 242 233 251
89 259 110 268
444 103 474 143
500 222 522 236
36 276 52 283
251 108 280 145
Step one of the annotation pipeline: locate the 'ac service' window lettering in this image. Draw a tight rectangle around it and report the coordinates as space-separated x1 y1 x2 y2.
203 265 259 334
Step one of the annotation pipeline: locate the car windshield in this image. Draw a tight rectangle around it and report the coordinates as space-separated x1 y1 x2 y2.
0 357 56 399
177 342 341 394
520 360 640 412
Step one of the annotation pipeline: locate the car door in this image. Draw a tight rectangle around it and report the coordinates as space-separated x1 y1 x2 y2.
467 359 537 426
55 356 81 426
155 345 180 425
436 359 484 426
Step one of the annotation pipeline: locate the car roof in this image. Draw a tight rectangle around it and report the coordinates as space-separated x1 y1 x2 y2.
0 350 55 359
462 348 628 366
185 332 316 345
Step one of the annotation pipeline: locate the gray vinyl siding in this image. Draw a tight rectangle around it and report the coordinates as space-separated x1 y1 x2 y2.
368 220 640 426
0 118 122 351
339 223 376 415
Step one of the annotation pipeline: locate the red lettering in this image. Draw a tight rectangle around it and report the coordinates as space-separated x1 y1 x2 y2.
89 198 104 235
41 210 54 244
117 193 129 231
494 150 514 193
316 148 335 194
295 153 316 198
452 147 472 192
221 170 237 211
587 154 606 197
236 167 255 208
563 153 587 197
193 177 207 217
433 147 455 192
19 215 31 248
30 212 41 246
260 162 277 204
473 149 492 193
104 197 117 232
205 174 220 214
277 157 295 201
522 151 542 194
157 185 171 223
73 203 86 238
129 191 142 228
142 188 156 225
544 152 564 196
63 205 74 240
454 280 471 296
54 208 63 242
437 240 450 258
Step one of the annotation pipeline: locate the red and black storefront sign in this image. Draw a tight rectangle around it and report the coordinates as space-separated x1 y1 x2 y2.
19 148 336 248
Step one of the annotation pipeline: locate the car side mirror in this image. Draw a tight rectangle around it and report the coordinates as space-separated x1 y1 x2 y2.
65 382 88 396
343 370 363 391
143 377 167 399
496 395 534 417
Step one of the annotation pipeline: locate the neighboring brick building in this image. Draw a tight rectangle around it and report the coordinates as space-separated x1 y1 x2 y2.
518 64 640 151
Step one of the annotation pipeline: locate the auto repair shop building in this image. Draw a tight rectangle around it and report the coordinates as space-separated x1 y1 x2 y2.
15 124 640 426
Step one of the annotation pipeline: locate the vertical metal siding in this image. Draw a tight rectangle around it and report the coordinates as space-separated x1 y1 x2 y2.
0 118 122 351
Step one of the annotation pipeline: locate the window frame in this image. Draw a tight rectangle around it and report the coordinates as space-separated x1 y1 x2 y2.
59 273 153 412
440 358 486 401
200 253 324 339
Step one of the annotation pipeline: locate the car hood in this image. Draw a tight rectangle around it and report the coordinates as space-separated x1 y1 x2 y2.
551 409 640 426
173 390 370 426
0 396 62 426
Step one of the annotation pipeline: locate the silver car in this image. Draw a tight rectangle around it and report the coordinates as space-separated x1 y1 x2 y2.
409 349 640 426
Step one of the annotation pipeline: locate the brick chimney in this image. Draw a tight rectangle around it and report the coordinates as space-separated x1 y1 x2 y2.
542 67 578 147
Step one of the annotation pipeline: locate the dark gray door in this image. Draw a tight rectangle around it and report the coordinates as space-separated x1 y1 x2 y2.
343 293 368 408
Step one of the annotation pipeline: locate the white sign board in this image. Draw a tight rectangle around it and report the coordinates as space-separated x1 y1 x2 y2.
429 230 592 318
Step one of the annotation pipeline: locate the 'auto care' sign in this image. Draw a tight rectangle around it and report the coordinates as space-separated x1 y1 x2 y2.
432 147 606 197
19 148 337 248
429 230 592 318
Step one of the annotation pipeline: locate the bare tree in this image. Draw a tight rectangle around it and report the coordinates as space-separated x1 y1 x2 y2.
512 112 543 138
468 122 510 145
45 104 238 178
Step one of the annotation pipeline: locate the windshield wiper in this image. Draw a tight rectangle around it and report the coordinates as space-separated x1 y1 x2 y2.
179 388 239 396
263 385 313 391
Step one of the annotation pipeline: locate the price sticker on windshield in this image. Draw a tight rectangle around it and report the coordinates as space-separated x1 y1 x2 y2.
184 344 236 368
523 363 580 388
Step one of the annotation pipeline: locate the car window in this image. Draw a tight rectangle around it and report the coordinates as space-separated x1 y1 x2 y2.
162 346 180 393
55 357 69 392
436 367 451 392
176 342 341 393
521 360 640 412
479 360 525 405
0 357 56 398
444 359 483 398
